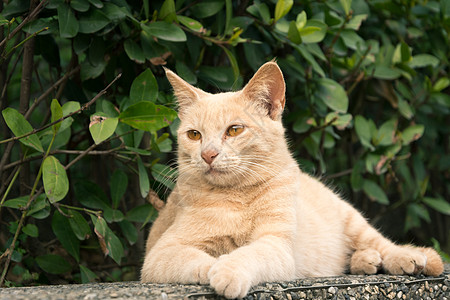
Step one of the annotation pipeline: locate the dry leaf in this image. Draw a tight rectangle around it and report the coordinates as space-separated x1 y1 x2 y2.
146 189 165 211
149 52 172 66
89 115 107 128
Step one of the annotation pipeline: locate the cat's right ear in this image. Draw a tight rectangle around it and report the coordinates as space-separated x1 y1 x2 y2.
164 67 208 111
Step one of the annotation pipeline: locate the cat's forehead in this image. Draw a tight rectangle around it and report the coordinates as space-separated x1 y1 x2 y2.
181 91 250 128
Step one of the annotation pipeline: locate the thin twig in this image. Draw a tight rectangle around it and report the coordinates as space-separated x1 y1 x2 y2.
24 65 80 119
0 0 48 50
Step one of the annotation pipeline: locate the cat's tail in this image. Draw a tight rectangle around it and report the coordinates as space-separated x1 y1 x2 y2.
343 204 444 277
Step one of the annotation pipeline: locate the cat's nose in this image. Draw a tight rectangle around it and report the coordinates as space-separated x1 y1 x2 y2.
201 149 219 165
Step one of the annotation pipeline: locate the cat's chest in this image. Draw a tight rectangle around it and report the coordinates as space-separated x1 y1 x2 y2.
179 205 253 256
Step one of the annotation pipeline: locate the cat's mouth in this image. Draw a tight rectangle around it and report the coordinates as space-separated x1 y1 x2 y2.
205 166 228 176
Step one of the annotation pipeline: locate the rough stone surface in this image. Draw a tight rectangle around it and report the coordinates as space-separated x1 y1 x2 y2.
1 265 449 299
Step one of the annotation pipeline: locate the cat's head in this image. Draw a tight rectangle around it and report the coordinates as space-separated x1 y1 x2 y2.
166 62 288 188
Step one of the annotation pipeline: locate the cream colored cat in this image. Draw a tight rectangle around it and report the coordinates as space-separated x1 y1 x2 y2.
141 62 444 299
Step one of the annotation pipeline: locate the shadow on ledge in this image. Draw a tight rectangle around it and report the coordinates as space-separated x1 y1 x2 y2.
0 265 448 300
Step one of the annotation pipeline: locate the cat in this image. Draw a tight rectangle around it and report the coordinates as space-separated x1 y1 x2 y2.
141 62 444 299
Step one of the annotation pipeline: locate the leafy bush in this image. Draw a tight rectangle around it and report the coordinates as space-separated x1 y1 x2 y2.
0 0 449 287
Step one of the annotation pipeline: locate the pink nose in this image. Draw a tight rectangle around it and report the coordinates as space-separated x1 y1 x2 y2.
201 149 219 165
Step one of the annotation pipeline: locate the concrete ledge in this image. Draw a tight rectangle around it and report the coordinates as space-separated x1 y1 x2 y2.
1 266 448 300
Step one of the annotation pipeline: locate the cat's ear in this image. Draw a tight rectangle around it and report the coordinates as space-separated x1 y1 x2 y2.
242 62 286 120
164 67 209 110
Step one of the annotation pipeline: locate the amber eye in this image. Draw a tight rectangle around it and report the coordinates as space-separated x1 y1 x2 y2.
226 125 244 137
187 130 202 141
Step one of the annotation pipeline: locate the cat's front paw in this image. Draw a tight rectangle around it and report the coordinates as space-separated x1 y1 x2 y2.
193 258 216 284
350 249 382 275
208 255 252 299
383 246 427 275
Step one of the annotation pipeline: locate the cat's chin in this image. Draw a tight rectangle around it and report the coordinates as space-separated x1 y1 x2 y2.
202 167 240 187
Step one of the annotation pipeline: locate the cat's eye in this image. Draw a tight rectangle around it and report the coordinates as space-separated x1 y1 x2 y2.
226 125 244 137
187 130 202 141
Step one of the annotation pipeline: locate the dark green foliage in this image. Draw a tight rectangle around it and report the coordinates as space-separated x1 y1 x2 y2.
0 0 449 287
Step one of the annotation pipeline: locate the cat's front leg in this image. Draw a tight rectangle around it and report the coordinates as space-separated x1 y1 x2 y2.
208 235 295 299
141 239 217 284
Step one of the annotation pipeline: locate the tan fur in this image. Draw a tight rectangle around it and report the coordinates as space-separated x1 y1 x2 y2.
141 62 444 299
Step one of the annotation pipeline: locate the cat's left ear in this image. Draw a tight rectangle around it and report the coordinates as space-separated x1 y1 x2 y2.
242 61 286 120
164 67 209 110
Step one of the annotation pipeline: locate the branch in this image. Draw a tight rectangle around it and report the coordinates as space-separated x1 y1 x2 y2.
0 0 48 50
0 73 122 146
24 65 80 119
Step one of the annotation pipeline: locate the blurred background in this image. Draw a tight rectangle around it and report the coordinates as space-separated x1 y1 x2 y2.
0 0 449 286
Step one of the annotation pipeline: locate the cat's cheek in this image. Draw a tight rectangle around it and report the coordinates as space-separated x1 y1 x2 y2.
208 255 252 299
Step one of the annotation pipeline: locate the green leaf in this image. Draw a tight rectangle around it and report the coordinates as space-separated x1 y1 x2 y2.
2 108 44 152
375 119 396 146
42 156 69 203
130 69 158 103
422 197 450 215
2 197 27 209
408 203 431 223
401 124 424 145
119 220 138 245
175 61 197 84
52 210 80 262
372 65 402 80
78 9 110 33
408 54 439 68
57 3 79 38
80 265 98 283
351 160 365 191
60 101 80 132
222 47 239 81
126 204 157 223
103 209 124 223
296 11 307 29
27 194 50 219
339 0 352 15
71 0 90 12
325 112 352 130
225 0 232 34
300 20 327 44
299 26 321 37
177 16 204 32
159 0 176 22
294 44 325 77
102 3 127 22
433 77 450 92
124 39 145 64
316 78 348 113
36 254 71 274
398 98 413 119
142 22 187 42
89 114 118 144
354 115 375 150
75 181 111 211
88 0 103 8
190 0 224 19
119 102 177 132
110 169 128 209
274 0 293 22
362 180 389 205
105 226 124 265
68 210 91 240
137 157 150 198
346 14 368 30
22 224 38 237
287 21 302 44
50 99 63 134
340 30 365 50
